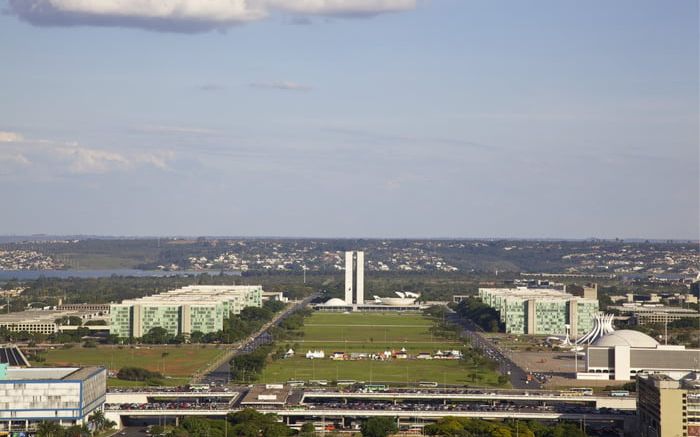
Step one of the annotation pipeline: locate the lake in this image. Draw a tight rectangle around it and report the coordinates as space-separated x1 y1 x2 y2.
0 269 241 280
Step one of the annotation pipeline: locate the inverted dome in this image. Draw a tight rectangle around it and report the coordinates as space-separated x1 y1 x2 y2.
592 330 659 348
324 298 348 306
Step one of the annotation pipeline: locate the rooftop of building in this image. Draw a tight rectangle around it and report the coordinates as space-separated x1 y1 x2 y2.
323 298 349 306
0 309 100 324
240 384 290 405
479 287 598 303
592 329 660 348
115 285 262 306
2 366 104 382
640 373 700 391
609 304 700 314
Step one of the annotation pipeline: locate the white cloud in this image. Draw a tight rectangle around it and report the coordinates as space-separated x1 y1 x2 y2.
137 125 222 135
55 145 176 174
134 150 176 170
8 0 416 32
0 130 175 176
250 81 311 91
0 152 31 166
0 131 24 142
8 0 266 32
55 145 130 173
270 0 416 16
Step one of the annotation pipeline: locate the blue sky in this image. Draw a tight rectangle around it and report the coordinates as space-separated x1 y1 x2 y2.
0 0 698 239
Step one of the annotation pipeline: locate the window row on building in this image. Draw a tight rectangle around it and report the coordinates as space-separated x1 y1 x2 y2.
478 287 599 336
109 285 263 338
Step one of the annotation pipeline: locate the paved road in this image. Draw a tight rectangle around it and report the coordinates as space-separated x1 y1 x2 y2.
201 293 319 385
113 426 146 437
448 311 541 389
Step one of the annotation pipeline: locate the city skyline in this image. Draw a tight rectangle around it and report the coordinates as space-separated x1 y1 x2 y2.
0 0 697 240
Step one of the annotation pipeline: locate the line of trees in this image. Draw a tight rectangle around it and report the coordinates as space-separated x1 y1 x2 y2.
116 366 163 382
424 417 589 437
230 308 312 382
139 411 403 437
455 297 504 332
36 411 115 437
117 300 288 345
147 409 294 437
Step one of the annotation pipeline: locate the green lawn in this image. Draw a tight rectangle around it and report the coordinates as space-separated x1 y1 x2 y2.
264 312 502 386
295 312 448 345
304 312 431 326
262 357 499 386
34 345 225 377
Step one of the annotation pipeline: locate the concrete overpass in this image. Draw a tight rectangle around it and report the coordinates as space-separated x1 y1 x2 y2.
105 407 627 420
105 387 636 410
300 390 637 410
104 407 637 435
106 391 239 404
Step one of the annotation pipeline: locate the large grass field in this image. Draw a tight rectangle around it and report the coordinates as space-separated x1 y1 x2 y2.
33 345 225 386
263 312 502 386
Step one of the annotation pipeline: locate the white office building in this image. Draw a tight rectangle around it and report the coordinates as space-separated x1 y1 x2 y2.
0 365 107 431
344 251 365 305
578 330 700 381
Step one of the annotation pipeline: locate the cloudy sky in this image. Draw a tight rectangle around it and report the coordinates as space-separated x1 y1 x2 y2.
0 0 698 239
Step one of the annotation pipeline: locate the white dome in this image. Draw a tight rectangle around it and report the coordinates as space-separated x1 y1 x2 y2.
324 298 348 306
592 330 659 348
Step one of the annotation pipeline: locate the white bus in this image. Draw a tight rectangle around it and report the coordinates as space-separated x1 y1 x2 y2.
188 384 210 392
569 387 594 396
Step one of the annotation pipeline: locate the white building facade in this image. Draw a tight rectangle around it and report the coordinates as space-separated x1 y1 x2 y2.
0 366 106 431
344 251 365 305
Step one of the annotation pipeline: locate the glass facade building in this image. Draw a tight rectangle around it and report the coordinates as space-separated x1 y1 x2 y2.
109 285 263 338
479 287 599 336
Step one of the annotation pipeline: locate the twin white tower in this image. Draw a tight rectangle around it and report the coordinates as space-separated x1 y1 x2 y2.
344 251 365 305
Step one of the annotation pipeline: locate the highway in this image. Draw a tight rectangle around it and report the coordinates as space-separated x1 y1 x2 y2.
103 385 637 435
300 390 636 409
199 293 319 385
448 311 539 389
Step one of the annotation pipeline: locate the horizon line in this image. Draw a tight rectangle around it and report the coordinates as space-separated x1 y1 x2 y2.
0 234 698 243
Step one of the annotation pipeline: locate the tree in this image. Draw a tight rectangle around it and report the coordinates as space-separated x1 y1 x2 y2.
141 327 173 344
149 425 166 436
88 410 106 431
64 424 90 437
181 417 211 437
360 417 397 437
37 421 64 437
85 320 107 326
189 331 205 343
263 300 285 313
117 366 162 382
227 409 293 437
88 410 116 435
300 422 316 436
